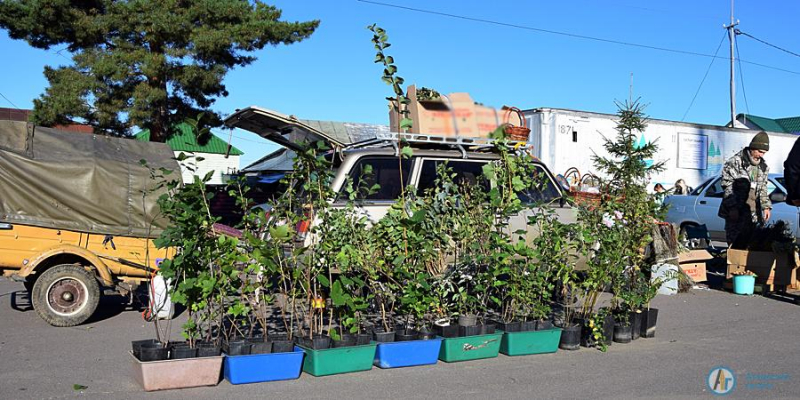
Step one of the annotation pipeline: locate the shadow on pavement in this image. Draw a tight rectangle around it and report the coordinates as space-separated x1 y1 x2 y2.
9 290 33 312
84 294 143 324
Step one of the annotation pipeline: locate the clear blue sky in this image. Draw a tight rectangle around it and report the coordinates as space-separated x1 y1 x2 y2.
1 0 798 167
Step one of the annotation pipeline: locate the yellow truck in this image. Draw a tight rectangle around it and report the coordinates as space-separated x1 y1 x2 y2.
0 121 178 326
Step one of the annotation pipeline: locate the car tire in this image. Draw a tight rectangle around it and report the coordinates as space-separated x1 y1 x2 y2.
678 223 696 240
31 264 100 327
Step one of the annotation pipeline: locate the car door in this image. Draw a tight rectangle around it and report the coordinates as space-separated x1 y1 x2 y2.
334 155 413 223
766 180 799 238
694 177 726 240
512 165 574 244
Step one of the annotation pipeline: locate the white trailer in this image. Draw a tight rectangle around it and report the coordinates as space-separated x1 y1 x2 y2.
524 107 798 190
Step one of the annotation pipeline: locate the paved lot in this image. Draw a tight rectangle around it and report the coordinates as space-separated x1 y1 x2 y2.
1 276 799 400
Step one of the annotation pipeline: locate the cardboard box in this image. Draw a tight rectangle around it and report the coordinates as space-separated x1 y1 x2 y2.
726 249 798 286
678 249 713 282
389 85 508 138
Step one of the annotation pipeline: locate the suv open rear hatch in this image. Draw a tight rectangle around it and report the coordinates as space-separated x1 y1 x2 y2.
224 106 345 152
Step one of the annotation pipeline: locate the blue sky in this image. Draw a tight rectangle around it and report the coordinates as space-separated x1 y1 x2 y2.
1 0 799 167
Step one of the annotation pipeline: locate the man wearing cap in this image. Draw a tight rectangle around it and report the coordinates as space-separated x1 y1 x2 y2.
718 131 772 245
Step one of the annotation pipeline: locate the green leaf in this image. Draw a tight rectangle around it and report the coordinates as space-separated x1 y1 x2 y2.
73 384 88 391
270 224 290 240
330 280 347 306
399 118 413 131
317 274 330 287
400 145 413 158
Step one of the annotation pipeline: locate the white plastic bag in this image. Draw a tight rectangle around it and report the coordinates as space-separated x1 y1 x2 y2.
150 273 174 320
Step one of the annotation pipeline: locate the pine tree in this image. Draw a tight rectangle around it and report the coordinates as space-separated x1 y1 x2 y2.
0 1 318 141
592 99 666 310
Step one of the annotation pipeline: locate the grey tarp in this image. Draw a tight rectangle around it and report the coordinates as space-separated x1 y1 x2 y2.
0 121 180 238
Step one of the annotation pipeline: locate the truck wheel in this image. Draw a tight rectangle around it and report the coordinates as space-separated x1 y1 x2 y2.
31 264 100 327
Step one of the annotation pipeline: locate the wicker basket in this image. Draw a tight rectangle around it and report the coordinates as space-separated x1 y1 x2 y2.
569 190 604 208
502 107 530 141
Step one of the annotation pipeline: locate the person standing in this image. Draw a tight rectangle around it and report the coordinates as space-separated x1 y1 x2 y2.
673 179 690 195
783 136 800 207
718 131 772 245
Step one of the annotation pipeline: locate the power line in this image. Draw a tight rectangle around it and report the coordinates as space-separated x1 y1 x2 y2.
735 34 750 116
738 30 800 59
0 91 21 109
356 0 800 76
682 32 727 121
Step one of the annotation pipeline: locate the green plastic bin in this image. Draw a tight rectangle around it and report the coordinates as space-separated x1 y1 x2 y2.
499 328 562 356
438 332 503 363
298 342 378 376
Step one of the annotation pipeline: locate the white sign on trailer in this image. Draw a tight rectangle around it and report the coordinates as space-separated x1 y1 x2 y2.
677 133 708 170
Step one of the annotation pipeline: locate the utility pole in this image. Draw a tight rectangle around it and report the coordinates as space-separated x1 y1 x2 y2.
725 0 739 127
629 72 633 103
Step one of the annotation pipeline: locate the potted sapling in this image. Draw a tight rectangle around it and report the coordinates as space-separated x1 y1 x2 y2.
131 172 226 391
220 180 305 385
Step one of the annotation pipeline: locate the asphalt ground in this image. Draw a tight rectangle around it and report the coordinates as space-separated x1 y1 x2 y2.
1 274 799 400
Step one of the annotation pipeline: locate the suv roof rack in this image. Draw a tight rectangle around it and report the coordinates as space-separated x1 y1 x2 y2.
345 132 529 152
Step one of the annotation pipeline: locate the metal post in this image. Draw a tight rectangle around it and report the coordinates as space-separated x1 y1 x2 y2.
727 0 738 127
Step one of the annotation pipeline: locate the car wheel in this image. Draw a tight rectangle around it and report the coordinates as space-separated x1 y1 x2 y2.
31 264 100 327
678 223 699 240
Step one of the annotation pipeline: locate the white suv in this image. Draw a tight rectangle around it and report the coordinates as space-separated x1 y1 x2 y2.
225 107 576 242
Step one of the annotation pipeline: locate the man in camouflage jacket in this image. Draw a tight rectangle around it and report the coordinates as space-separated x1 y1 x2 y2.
718 131 772 245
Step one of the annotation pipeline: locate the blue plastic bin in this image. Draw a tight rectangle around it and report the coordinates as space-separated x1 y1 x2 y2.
223 346 305 384
733 275 756 295
374 338 443 369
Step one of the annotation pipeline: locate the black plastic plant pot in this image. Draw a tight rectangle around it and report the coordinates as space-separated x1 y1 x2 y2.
170 345 198 359
559 324 582 351
298 336 332 350
168 340 190 349
434 324 459 338
249 341 273 354
417 328 438 340
356 333 372 345
495 321 521 333
196 342 221 357
269 334 294 353
132 339 159 359
629 311 642 340
535 320 554 331
226 340 252 356
373 330 396 343
602 313 614 347
139 343 169 362
521 321 537 332
577 318 594 348
481 323 496 335
332 334 357 348
641 308 659 338
458 314 477 327
395 329 418 342
459 325 482 337
613 323 632 344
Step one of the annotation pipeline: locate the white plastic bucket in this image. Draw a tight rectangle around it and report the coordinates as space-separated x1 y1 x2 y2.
652 263 678 296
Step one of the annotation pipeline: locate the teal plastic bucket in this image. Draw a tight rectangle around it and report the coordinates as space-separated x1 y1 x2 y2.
733 275 756 295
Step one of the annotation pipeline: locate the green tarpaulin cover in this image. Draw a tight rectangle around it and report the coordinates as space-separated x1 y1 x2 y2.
0 121 180 238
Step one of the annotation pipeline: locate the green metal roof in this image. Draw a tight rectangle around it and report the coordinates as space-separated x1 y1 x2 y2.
739 114 788 133
135 123 243 155
739 113 800 135
776 117 800 134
